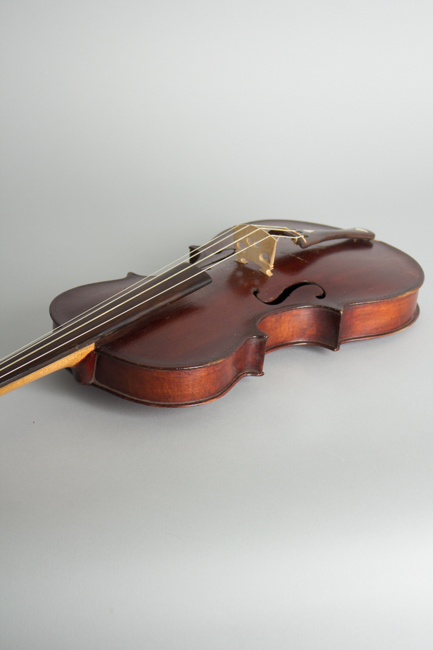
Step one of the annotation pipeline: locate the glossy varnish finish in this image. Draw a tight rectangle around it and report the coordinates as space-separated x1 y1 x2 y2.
49 220 424 406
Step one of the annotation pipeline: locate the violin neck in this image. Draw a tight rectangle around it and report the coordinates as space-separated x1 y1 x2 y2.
0 344 96 397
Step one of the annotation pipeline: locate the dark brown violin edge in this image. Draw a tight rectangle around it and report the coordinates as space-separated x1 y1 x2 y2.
0 221 422 406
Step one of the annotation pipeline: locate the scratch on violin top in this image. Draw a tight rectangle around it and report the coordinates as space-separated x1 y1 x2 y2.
291 255 310 264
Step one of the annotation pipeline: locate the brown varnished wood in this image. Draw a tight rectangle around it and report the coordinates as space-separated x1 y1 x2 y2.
49 220 424 406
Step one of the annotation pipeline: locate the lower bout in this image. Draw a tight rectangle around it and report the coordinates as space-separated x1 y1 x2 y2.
91 335 267 407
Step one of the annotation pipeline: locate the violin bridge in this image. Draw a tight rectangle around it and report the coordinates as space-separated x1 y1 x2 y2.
233 225 277 277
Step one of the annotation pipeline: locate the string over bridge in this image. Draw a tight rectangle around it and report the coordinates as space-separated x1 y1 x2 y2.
233 225 277 276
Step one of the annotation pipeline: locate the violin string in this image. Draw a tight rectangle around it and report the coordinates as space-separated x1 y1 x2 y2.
0 226 274 378
0 226 236 366
0 225 246 369
1 224 300 373
7 223 302 368
0 224 248 372
0 231 275 381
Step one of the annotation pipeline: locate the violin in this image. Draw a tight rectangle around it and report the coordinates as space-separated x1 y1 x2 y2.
0 220 424 406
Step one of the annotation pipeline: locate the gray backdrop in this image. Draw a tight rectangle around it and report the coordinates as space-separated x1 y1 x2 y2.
1 1 432 648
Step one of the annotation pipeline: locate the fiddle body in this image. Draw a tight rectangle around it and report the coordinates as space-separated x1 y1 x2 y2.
38 219 423 407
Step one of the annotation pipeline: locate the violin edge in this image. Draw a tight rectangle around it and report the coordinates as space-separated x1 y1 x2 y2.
68 288 421 407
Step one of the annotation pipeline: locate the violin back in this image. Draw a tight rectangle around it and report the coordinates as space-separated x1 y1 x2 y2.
50 220 424 406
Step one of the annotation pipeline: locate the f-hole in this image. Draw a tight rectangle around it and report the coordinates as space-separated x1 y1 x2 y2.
253 281 326 305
